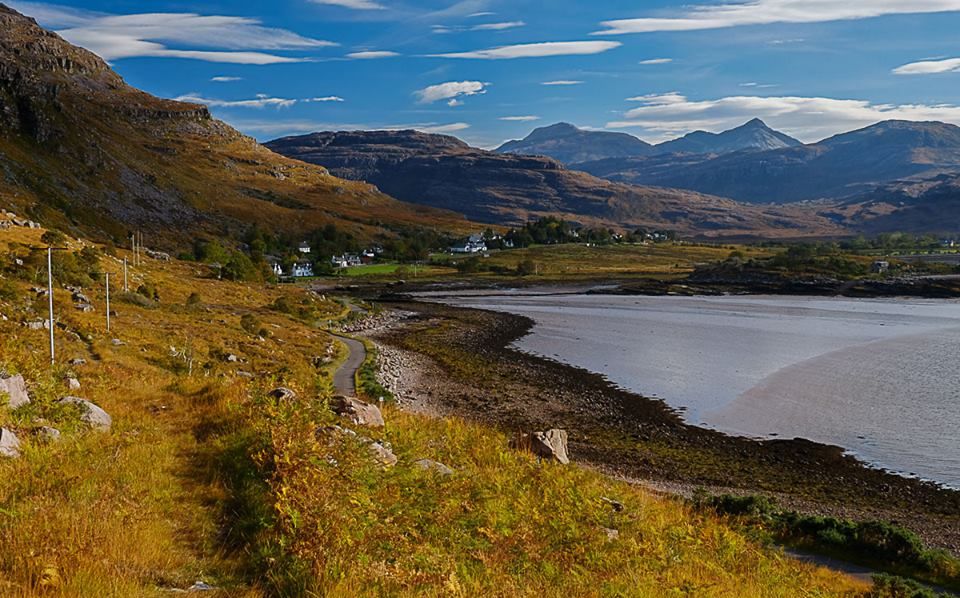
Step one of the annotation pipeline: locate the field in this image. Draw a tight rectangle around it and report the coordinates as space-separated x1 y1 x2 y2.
0 223 870 596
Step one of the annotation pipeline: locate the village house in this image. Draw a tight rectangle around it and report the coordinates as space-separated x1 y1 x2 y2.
450 233 488 254
292 262 314 277
331 254 362 268
298 242 312 254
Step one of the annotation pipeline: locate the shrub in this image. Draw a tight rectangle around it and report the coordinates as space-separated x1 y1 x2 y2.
186 292 202 307
240 314 260 335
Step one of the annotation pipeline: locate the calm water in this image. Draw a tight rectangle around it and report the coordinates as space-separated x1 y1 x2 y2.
438 293 960 487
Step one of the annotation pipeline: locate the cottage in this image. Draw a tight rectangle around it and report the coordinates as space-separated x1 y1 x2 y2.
270 262 284 277
872 260 890 274
292 262 314 278
331 254 362 268
450 234 488 254
298 242 312 254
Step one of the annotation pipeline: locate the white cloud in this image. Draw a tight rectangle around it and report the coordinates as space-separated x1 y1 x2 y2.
10 2 335 64
415 81 487 104
467 11 495 18
410 122 471 134
346 50 400 59
471 21 525 31
542 80 583 86
639 58 672 65
500 116 540 121
448 99 464 107
894 57 960 75
211 76 243 82
594 0 960 35
430 41 620 60
608 92 960 143
176 93 298 109
306 96 346 102
308 0 385 9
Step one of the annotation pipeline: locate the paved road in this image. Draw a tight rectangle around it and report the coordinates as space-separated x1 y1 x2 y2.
331 334 366 396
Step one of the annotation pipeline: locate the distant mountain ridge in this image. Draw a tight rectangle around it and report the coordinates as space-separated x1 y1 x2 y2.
496 123 655 163
496 119 801 164
267 129 847 238
575 120 960 204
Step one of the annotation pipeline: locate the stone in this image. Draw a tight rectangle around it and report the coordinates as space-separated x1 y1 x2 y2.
268 387 297 401
602 527 619 541
36 426 61 442
64 377 81 390
68 358 86 366
512 429 570 464
25 320 48 330
414 458 454 476
0 374 30 409
331 396 385 428
58 396 111 431
0 428 21 458
235 371 254 379
111 339 125 346
225 354 239 363
369 442 398 467
75 303 94 313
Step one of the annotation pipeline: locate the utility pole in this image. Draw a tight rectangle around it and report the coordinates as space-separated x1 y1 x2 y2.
105 273 111 333
123 257 128 292
47 247 55 365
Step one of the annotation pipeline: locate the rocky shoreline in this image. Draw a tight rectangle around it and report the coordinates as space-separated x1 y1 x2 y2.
352 299 960 555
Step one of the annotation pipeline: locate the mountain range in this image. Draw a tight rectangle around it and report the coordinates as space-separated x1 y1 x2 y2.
0 3 464 248
496 119 802 163
266 130 845 237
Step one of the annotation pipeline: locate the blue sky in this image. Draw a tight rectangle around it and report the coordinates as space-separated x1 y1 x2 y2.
10 0 960 148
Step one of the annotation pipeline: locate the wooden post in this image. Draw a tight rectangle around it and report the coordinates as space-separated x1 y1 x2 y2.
105 273 111 333
123 257 128 292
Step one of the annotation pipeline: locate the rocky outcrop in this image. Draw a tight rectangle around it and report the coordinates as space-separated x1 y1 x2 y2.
0 427 21 458
511 429 570 464
58 396 111 431
0 374 30 409
268 387 298 401
330 396 385 428
414 458 454 476
316 425 397 467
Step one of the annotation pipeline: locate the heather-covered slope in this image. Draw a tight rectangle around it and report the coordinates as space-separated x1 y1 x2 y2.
267 130 847 238
0 4 465 248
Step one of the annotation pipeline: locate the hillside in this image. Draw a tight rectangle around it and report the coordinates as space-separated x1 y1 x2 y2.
576 120 960 204
496 122 655 163
653 118 802 155
0 219 870 595
823 173 960 234
0 4 465 249
267 130 848 238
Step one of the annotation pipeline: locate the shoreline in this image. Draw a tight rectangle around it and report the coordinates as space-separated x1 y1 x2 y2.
355 297 960 555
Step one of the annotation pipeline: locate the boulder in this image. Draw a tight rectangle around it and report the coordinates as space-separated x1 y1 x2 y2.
58 396 111 431
316 425 396 466
512 429 570 464
330 396 385 428
225 354 239 363
268 387 297 401
68 358 86 366
369 442 398 467
64 377 81 390
414 458 454 476
0 428 21 458
0 374 30 409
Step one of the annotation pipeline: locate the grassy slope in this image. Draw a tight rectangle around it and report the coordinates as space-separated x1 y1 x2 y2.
0 225 866 596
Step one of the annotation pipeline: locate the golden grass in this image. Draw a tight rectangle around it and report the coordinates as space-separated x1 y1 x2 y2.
0 230 868 596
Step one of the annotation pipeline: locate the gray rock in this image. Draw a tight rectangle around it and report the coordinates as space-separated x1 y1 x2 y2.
369 442 398 467
414 458 454 476
0 374 30 409
225 354 239 363
64 377 81 390
36 426 61 442
25 320 48 330
235 370 254 379
532 429 570 464
331 396 385 428
68 358 87 366
58 396 111 431
0 428 21 458
111 339 125 346
268 387 297 401
602 527 619 541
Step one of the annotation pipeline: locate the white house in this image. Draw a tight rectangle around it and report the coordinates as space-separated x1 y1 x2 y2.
292 262 314 277
271 262 283 277
331 254 362 268
298 242 311 254
450 234 488 254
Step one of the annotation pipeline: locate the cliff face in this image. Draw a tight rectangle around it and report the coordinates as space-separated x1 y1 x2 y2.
0 4 465 247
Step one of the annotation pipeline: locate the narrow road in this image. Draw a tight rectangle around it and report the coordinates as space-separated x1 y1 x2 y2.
331 334 366 397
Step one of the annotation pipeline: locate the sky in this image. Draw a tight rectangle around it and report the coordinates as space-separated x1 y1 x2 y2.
9 0 960 148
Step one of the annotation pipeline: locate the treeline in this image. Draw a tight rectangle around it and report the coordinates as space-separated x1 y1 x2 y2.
493 217 675 249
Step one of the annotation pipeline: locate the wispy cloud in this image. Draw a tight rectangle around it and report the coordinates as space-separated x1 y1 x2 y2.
608 92 960 143
308 0 385 10
893 57 960 75
593 0 960 35
500 116 540 121
639 58 672 65
10 2 334 64
415 81 487 104
467 11 495 18
411 122 471 134
471 21 525 31
211 76 243 82
346 50 400 59
430 41 620 60
542 80 583 86
176 93 344 109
